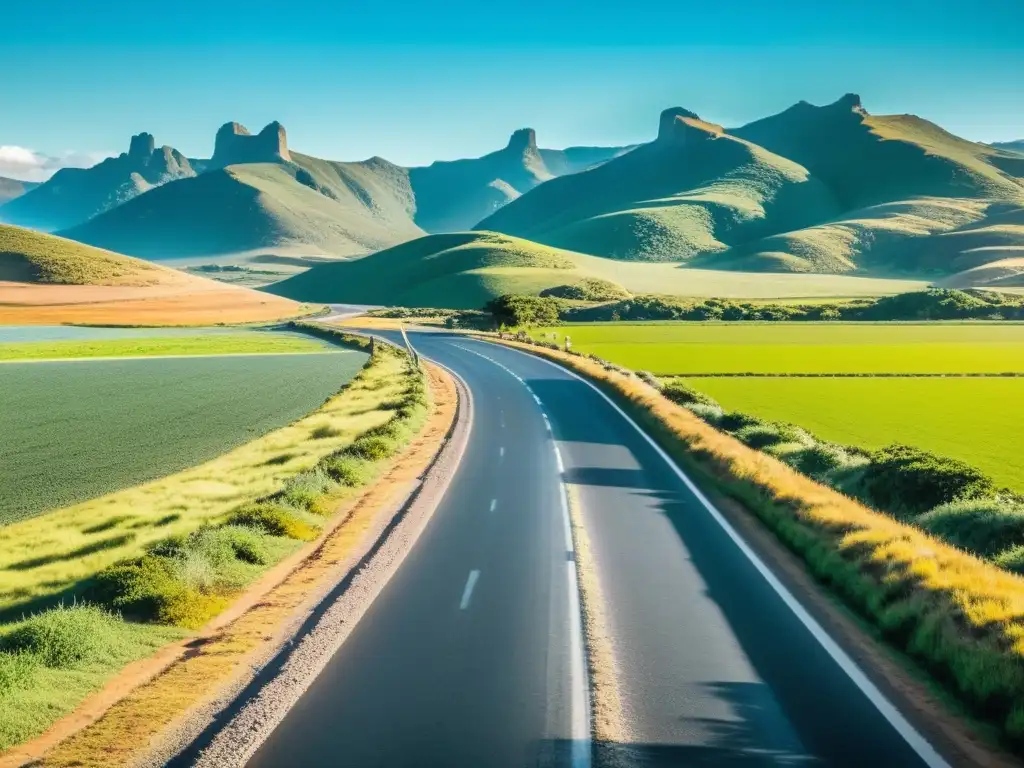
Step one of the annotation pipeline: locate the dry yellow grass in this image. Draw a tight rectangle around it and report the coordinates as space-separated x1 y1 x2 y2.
0 350 410 614
491 337 1024 745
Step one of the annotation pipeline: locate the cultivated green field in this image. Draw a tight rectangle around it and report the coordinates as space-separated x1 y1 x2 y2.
688 377 1024 492
0 332 331 361
535 322 1024 374
0 351 368 523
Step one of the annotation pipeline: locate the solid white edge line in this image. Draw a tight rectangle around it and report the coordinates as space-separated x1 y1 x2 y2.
460 570 481 610
473 338 949 768
490 498 498 512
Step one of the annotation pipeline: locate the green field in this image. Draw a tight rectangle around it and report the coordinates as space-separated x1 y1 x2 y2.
0 351 368 523
0 332 331 361
687 377 1024 492
535 322 1024 374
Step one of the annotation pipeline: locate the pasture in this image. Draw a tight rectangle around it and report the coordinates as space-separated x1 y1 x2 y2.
0 350 368 524
534 322 1024 374
687 377 1024 492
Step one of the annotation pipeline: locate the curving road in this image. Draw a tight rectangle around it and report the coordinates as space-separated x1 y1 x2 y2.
246 331 947 768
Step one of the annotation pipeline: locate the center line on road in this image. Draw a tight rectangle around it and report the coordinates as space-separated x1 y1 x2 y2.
489 498 497 512
459 570 481 610
499 446 505 458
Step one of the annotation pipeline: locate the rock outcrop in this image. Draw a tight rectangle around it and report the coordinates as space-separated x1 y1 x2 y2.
210 121 291 168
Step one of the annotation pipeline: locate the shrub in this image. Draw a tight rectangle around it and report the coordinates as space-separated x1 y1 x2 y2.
228 502 320 541
279 469 337 514
993 546 1024 575
0 651 35 693
635 371 662 390
861 444 999 518
794 443 855 478
346 434 399 462
918 499 1024 559
660 379 719 407
540 278 629 302
1 605 125 668
686 402 725 425
485 294 560 327
717 411 766 432
734 424 787 449
324 454 377 487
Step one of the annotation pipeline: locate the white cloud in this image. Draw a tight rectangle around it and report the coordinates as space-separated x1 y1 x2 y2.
0 146 113 183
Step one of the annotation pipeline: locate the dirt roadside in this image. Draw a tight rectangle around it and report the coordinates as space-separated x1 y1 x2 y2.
2 362 462 768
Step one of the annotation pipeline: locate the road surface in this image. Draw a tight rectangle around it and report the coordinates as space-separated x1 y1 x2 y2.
246 331 945 767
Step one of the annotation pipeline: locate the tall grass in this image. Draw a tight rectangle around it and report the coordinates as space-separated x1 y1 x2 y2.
495 337 1024 747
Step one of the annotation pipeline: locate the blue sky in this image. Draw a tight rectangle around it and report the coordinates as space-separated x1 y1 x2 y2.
1 0 1022 178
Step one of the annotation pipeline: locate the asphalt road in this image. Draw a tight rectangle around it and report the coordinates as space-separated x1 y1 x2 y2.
246 332 946 768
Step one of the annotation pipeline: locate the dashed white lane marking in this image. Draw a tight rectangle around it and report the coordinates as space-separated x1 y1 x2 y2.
490 498 497 512
460 570 481 610
499 446 505 459
453 341 591 767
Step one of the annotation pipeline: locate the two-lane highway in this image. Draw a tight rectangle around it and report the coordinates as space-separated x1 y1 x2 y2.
246 331 946 767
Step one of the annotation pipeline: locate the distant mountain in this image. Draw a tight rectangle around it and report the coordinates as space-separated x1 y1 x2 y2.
478 95 1024 278
407 130 632 232
61 121 630 261
477 107 841 261
0 177 39 204
0 133 195 231
61 122 424 260
991 140 1024 155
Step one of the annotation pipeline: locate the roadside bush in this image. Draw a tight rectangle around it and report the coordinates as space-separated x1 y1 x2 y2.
346 434 400 462
734 423 787 449
228 502 320 541
918 499 1024 559
861 444 999 518
0 651 35 693
279 468 338 514
0 605 125 668
540 278 629 302
660 379 719 407
685 402 725 425
324 454 377 487
792 443 856 479
717 411 767 432
993 546 1024 575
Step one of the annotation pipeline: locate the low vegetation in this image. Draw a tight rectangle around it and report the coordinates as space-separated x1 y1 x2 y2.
0 331 330 361
0 346 367 523
0 329 429 750
492 335 1024 750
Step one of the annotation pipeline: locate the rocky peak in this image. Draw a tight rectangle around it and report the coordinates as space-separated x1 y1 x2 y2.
211 120 290 168
128 132 156 161
657 107 722 145
506 128 538 153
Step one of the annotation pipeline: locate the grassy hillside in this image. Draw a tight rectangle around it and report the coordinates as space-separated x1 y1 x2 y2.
0 134 194 231
0 177 39 204
477 109 842 261
408 129 553 232
264 231 927 308
0 223 182 285
990 140 1024 155
61 153 424 260
538 144 635 176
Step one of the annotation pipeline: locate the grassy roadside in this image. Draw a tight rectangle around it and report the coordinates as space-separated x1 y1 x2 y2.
0 333 333 361
486 336 1024 751
0 330 428 752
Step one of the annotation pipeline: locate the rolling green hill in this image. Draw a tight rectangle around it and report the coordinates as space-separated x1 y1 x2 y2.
0 177 39 205
60 124 425 260
477 108 842 261
0 223 186 285
476 96 1024 280
263 230 927 308
0 134 195 232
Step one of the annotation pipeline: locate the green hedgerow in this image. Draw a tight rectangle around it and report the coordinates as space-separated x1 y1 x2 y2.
324 454 377 487
993 546 1024 576
862 444 999 518
346 434 399 462
918 499 1024 559
686 402 725 425
228 502 321 541
0 604 126 668
734 423 787 450
660 379 719 408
